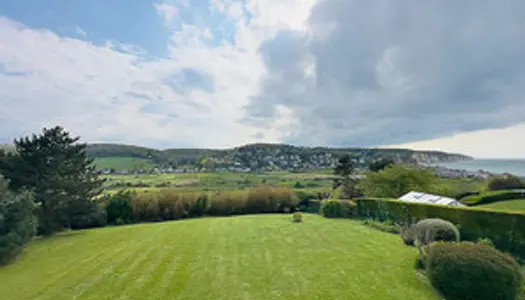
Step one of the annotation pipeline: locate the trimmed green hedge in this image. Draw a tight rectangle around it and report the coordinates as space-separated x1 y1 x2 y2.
354 198 525 258
320 199 357 218
461 190 525 206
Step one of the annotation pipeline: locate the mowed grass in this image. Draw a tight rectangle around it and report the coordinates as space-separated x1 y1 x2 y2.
479 199 525 212
0 215 438 300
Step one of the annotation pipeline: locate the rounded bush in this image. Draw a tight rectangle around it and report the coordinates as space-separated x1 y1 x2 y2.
292 212 303 223
427 242 523 300
415 218 459 247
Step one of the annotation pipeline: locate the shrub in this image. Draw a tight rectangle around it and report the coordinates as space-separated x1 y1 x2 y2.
488 175 523 191
400 224 417 246
461 190 525 206
131 190 209 222
292 212 303 223
68 200 107 230
320 199 357 218
208 190 247 215
304 199 321 213
105 191 134 225
296 190 318 207
0 176 37 265
354 198 525 259
415 218 460 247
427 242 523 300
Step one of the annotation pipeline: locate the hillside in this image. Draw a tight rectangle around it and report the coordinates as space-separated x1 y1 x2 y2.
86 142 472 173
0 215 439 300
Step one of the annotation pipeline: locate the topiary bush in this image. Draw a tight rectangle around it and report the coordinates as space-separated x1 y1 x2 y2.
415 218 460 247
427 242 523 300
400 224 417 246
320 199 357 218
292 212 303 223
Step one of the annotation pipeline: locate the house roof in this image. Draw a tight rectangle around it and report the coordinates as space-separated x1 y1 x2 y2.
398 191 465 207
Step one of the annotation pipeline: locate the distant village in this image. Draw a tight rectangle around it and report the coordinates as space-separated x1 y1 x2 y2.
97 149 505 180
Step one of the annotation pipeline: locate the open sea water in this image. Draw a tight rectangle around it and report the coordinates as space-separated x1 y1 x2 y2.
435 159 525 177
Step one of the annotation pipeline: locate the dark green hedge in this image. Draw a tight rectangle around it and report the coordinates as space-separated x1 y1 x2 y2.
354 198 525 258
320 199 357 218
461 190 525 206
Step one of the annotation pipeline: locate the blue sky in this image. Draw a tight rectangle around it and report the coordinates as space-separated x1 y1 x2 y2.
1 0 525 158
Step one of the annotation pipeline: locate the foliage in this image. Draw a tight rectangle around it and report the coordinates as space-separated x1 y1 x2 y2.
355 198 525 259
358 164 437 198
362 219 399 234
427 242 523 300
415 218 460 247
130 190 209 222
208 190 248 215
0 126 105 235
320 199 357 218
478 199 525 212
461 190 525 206
477 237 495 248
0 176 36 265
400 224 417 246
292 212 303 222
105 191 134 225
332 155 361 198
208 185 298 216
368 158 395 172
487 175 523 191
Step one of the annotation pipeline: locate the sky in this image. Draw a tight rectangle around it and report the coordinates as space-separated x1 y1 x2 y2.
0 0 525 158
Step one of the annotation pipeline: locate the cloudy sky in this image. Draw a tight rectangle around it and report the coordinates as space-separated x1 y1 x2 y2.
1 0 524 158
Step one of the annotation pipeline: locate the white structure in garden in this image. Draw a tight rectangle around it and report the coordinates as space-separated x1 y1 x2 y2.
398 191 465 207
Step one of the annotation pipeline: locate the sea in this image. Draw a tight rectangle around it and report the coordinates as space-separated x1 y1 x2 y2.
434 159 525 177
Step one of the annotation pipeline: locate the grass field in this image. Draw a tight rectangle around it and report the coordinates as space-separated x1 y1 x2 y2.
94 157 158 171
479 199 525 212
0 215 438 300
101 172 335 193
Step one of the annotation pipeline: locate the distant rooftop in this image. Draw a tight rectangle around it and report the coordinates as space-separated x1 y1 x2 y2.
398 191 465 207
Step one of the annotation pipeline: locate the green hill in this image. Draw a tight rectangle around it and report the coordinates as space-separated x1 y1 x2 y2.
93 157 158 171
0 215 439 300
85 142 471 172
479 199 525 213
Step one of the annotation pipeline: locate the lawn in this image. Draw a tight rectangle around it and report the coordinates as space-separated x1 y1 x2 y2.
479 199 525 212
0 215 438 300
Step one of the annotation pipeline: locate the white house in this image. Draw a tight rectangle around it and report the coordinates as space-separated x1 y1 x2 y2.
398 191 465 207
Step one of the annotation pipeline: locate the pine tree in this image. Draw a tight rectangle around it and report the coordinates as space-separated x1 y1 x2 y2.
332 155 360 199
0 126 105 235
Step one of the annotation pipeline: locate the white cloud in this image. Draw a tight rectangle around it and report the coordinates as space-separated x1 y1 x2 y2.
153 2 179 25
0 0 317 148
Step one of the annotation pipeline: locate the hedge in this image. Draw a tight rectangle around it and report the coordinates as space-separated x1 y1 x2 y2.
461 189 525 206
354 198 525 258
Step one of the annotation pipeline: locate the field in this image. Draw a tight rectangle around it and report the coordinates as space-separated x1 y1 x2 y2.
101 171 335 194
479 199 525 212
93 157 158 171
0 215 438 300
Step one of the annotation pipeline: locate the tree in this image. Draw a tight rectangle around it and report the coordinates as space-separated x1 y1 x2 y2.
358 164 437 198
332 155 361 199
369 158 395 172
0 126 105 235
0 175 37 265
487 175 523 191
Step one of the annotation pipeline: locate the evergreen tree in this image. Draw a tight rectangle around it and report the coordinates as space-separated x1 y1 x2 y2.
0 175 36 265
0 126 105 235
332 155 360 199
